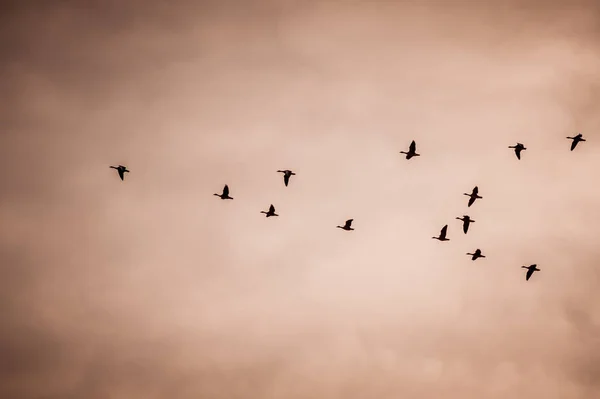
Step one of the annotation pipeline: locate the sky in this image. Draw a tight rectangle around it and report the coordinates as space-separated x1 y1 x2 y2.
1 0 600 398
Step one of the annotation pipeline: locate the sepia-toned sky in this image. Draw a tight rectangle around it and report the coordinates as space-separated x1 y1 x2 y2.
1 0 600 398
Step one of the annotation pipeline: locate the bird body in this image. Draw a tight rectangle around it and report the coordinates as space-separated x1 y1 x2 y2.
337 219 354 231
400 140 420 159
508 143 526 160
464 186 482 207
466 249 485 260
109 165 130 180
214 184 234 200
521 264 540 281
261 204 279 217
277 169 296 186
456 215 475 234
567 133 586 151
432 224 449 241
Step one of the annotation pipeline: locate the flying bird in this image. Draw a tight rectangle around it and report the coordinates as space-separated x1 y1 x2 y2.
109 165 129 181
566 133 586 151
399 140 420 159
464 186 482 207
521 264 540 281
432 224 449 241
466 249 485 261
456 215 475 234
337 219 354 231
214 184 233 200
277 169 296 187
508 143 526 160
260 204 279 217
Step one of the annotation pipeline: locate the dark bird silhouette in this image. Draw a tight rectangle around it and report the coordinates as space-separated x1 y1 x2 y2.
466 249 485 261
214 184 233 200
260 204 279 217
464 186 482 207
109 165 129 181
399 140 420 159
521 264 540 281
566 133 586 151
337 219 354 231
456 215 475 234
508 143 526 160
432 224 449 241
277 169 296 186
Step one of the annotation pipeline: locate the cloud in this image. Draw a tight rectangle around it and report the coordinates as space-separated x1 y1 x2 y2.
1 1 600 398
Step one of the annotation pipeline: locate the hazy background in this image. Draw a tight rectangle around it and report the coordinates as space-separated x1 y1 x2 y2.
1 1 600 398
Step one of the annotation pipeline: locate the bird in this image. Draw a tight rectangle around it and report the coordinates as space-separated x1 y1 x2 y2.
466 249 485 261
508 143 526 160
521 264 540 281
464 186 482 207
277 170 296 187
566 133 586 151
109 165 129 181
456 215 475 234
432 224 449 241
260 204 279 217
399 140 420 159
214 184 233 200
337 219 354 231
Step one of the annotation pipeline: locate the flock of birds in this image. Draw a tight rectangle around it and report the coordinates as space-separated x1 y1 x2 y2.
109 133 588 282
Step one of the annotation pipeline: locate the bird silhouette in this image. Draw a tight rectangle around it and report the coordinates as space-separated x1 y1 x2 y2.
399 140 420 159
214 184 233 200
508 143 526 160
466 249 485 261
260 204 279 217
464 186 482 207
109 165 129 181
337 219 354 231
432 224 449 241
521 264 540 281
566 133 586 151
456 215 475 234
277 170 296 186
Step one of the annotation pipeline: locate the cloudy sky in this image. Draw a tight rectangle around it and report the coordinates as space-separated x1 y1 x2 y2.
1 1 600 398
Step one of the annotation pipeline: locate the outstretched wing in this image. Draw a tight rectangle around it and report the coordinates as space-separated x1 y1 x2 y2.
269 204 275 213
440 224 448 238
409 140 416 153
223 185 229 196
345 219 353 228
283 174 290 186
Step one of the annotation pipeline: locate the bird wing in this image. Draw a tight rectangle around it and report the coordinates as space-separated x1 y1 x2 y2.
269 204 275 213
223 185 229 196
345 219 353 228
409 140 416 152
284 174 290 186
526 268 534 281
440 225 448 237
